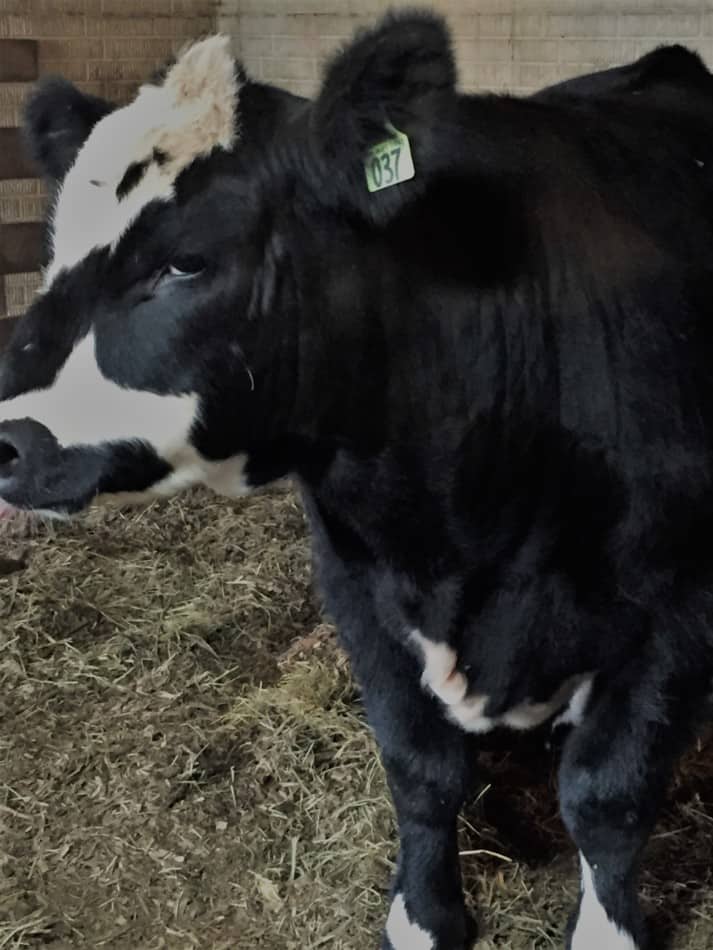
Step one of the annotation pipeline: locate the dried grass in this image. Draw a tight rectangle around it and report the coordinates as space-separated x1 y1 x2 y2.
2 486 713 949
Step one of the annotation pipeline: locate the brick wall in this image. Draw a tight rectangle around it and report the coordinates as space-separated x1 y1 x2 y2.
0 0 218 317
218 1 713 99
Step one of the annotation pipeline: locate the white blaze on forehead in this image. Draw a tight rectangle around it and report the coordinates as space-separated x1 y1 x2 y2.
47 34 240 285
0 332 197 455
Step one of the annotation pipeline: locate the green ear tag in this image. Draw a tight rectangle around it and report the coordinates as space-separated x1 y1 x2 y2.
365 125 415 193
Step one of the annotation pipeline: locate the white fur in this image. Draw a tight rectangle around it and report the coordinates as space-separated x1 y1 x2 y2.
553 677 594 730
411 630 592 735
0 332 252 503
46 35 239 285
572 857 638 950
0 332 198 455
385 895 435 950
410 629 468 704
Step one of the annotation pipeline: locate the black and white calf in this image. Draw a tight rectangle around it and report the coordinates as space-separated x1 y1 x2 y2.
3 12 713 949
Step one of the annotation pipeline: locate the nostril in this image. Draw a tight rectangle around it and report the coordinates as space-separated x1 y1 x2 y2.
0 439 19 467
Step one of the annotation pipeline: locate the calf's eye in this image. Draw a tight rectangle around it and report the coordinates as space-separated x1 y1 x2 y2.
167 256 206 280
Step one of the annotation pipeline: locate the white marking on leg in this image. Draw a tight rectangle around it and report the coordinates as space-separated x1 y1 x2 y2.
571 856 638 950
553 677 593 730
385 894 435 950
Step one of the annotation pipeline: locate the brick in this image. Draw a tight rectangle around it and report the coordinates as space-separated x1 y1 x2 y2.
0 84 30 128
513 61 559 88
455 39 512 63
272 34 320 57
102 80 140 103
557 39 618 64
619 13 701 38
547 13 618 37
0 179 46 197
45 0 88 10
171 0 216 13
0 194 47 222
313 14 355 36
513 14 544 37
239 35 273 56
237 15 272 36
280 77 317 97
76 80 107 97
102 0 171 12
37 58 88 81
478 14 512 37
512 39 558 62
6 14 85 36
85 16 154 35
459 61 513 92
104 37 175 59
87 59 157 80
5 271 42 315
156 16 214 37
445 16 479 40
40 38 104 60
261 56 315 80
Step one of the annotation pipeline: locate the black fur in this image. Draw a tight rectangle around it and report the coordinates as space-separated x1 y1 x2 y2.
5 11 713 949
116 158 150 200
23 76 114 182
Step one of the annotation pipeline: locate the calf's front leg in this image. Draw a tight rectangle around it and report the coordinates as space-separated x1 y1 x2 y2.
346 630 479 950
559 666 701 950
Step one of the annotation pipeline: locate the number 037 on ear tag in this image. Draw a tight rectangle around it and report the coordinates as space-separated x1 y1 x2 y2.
365 126 415 193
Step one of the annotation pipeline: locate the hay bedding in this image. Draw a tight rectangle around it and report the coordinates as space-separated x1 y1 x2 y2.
2 487 713 950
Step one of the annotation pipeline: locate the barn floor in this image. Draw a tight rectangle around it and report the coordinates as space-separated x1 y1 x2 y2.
2 488 713 950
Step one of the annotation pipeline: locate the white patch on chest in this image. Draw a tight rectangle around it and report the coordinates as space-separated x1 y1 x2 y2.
385 894 435 950
410 630 593 735
571 856 638 950
46 35 240 285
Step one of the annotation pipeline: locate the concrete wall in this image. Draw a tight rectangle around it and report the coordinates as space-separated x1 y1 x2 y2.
0 0 218 317
219 1 713 99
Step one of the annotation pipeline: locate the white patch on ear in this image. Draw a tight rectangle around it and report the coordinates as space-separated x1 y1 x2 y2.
572 856 638 950
385 895 435 950
47 34 239 284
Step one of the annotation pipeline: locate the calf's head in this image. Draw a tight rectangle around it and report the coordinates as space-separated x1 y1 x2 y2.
0 11 455 518
0 36 306 517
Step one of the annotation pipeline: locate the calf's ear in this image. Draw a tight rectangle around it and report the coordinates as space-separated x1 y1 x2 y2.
310 9 456 223
23 77 114 184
